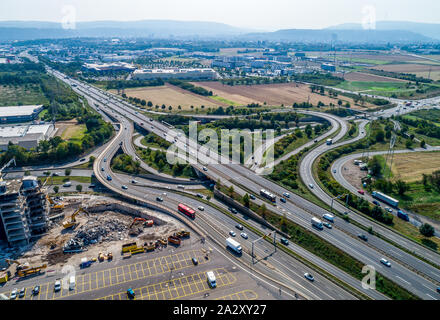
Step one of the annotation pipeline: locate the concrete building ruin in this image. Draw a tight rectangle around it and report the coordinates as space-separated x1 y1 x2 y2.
0 176 49 247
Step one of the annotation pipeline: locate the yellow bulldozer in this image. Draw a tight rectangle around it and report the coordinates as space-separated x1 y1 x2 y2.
62 207 86 229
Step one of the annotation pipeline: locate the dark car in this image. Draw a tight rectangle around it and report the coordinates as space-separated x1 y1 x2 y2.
32 286 40 295
280 198 286 203
127 288 135 299
437 287 440 294
235 224 244 231
156 197 163 202
249 194 256 200
192 258 198 265
373 200 380 206
231 208 238 214
80 158 86 162
280 238 289 245
358 234 368 241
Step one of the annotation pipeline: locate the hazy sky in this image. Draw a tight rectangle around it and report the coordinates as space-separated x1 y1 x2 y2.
1 0 439 30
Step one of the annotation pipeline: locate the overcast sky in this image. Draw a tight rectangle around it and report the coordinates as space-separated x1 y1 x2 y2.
1 0 439 30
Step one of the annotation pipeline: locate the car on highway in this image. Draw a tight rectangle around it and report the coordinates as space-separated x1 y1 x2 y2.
309 183 314 189
333 169 337 173
127 288 135 299
101 167 105 171
280 198 286 203
191 257 198 265
380 258 391 267
249 194 256 200
103 158 107 162
32 285 40 295
437 287 440 294
373 200 380 206
304 273 315 281
121 185 128 190
196 193 203 198
229 231 236 237
156 197 163 202
18 288 25 298
53 172 60 176
280 238 289 245
357 190 365 195
358 234 368 241
283 192 290 198
54 280 61 292
240 232 248 239
106 175 112 181
385 207 393 213
198 206 204 211
63 182 71 187
10 289 17 299
202 167 208 171
131 180 138 184
235 224 244 231
314 139 318 143
230 208 238 214
323 222 332 229
89 184 96 188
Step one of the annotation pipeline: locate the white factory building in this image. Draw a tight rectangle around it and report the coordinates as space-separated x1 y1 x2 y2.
0 105 44 124
0 124 55 151
132 68 218 80
82 62 136 73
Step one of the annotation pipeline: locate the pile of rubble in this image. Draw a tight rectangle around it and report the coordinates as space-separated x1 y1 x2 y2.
71 215 129 247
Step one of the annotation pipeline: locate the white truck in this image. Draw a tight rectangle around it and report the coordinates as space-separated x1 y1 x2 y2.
226 237 242 254
322 213 334 223
311 217 324 230
206 271 217 288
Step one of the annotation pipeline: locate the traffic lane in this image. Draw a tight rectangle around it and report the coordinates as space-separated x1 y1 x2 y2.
204 165 438 299
120 182 358 300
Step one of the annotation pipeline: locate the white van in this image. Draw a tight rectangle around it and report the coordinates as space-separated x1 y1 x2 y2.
63 182 72 188
206 271 216 288
69 276 75 290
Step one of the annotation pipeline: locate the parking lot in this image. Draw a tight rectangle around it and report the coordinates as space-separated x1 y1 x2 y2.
1 249 207 300
97 268 236 300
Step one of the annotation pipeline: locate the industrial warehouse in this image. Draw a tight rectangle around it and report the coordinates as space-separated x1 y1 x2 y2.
132 68 218 80
0 105 44 124
0 123 55 151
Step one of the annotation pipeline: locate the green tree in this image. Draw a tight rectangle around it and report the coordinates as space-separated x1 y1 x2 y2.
243 193 250 208
420 139 426 148
419 223 435 238
394 180 409 196
76 184 82 192
368 156 382 176
53 186 59 193
405 139 413 149
65 168 71 176
227 185 234 198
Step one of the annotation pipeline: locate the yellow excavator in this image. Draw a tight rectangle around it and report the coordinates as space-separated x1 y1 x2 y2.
46 194 65 212
5 259 46 278
62 207 86 229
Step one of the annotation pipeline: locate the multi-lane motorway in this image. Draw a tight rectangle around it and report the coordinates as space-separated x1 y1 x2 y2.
45 67 440 299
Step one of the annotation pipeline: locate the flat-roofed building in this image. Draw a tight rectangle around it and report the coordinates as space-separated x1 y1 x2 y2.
132 68 218 80
82 62 136 74
0 124 55 151
0 105 44 124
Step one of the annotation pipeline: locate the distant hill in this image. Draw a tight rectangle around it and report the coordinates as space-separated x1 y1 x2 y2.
0 20 253 41
328 21 440 40
239 28 435 43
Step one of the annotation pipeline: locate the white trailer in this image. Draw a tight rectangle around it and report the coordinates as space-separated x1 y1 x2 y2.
226 237 242 254
311 217 324 230
206 271 217 288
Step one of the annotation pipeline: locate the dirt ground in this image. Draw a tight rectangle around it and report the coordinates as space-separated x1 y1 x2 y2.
344 72 407 83
371 63 440 73
54 119 79 138
110 84 225 110
192 82 373 109
340 158 368 191
6 195 184 273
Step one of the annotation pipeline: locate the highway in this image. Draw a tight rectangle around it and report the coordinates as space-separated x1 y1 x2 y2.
46 67 440 299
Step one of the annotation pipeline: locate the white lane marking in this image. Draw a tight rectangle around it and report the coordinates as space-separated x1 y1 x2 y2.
426 294 437 300
395 275 410 285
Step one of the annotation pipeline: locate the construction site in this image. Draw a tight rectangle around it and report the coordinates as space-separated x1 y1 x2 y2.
0 193 190 285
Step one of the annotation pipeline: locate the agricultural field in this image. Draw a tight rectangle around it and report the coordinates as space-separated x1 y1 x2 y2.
390 152 440 183
0 84 48 106
193 81 373 109
110 84 226 110
343 72 407 83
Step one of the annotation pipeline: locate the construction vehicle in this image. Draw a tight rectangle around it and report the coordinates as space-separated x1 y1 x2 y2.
122 252 132 259
46 194 65 212
130 246 145 255
158 239 168 246
62 207 86 229
0 271 11 284
98 252 105 262
80 258 95 268
122 242 138 253
168 235 181 246
17 264 47 278
144 243 155 252
106 252 113 260
175 230 190 238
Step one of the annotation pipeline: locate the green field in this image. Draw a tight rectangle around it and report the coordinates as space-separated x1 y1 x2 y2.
210 95 239 106
61 124 87 142
0 84 48 106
